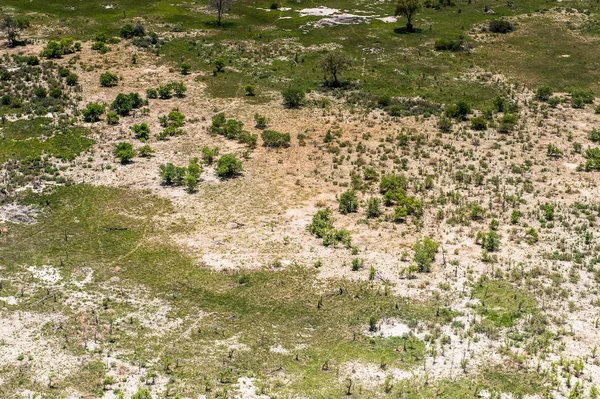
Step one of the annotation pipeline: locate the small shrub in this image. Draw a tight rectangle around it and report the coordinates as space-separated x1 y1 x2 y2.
282 86 305 108
216 154 243 178
113 142 136 163
261 130 291 148
535 86 552 101
254 113 269 129
131 123 150 141
201 146 219 164
100 72 119 87
470 116 487 131
106 111 119 125
338 190 358 214
245 84 255 96
138 145 155 158
180 63 191 75
413 237 439 272
82 103 105 122
489 19 514 33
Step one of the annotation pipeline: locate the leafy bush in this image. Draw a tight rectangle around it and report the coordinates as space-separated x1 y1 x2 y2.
366 198 382 218
65 73 79 86
180 63 191 75
437 116 452 132
131 123 150 141
216 154 243 178
489 19 514 33
138 145 155 158
201 146 219 164
380 173 409 194
571 89 595 109
159 163 187 185
40 41 63 58
254 113 269 129
158 85 172 99
282 86 305 108
100 72 119 87
338 190 358 214
393 196 423 221
106 111 119 125
146 88 158 99
261 130 290 148
110 93 143 116
308 208 352 248
434 38 463 51
91 41 111 54
444 101 471 120
245 84 255 96
120 24 136 39
535 86 552 101
413 237 439 272
498 114 518 133
470 116 487 131
580 148 600 171
479 230 501 251
82 103 105 122
113 142 136 163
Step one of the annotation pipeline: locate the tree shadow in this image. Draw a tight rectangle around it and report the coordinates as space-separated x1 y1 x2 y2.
201 20 236 29
394 27 423 34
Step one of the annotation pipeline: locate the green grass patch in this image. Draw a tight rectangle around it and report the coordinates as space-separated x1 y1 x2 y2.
472 278 538 327
0 118 94 163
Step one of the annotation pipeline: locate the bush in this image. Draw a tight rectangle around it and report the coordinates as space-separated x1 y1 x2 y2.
106 111 119 125
158 85 172 99
171 82 187 98
146 88 158 99
49 88 62 98
111 93 143 116
34 87 47 98
65 73 79 86
580 148 600 171
201 146 219 164
590 128 600 143
91 41 111 54
100 72 119 87
366 197 382 218
393 196 423 221
437 116 452 132
338 190 358 214
214 58 225 73
216 154 243 178
489 19 514 33
261 130 290 148
82 103 105 122
40 41 63 58
308 208 352 248
470 116 487 131
282 86 305 108
444 101 471 120
120 24 135 39
159 163 187 185
434 38 463 51
180 63 191 75
113 142 136 163
413 237 439 272
480 230 500 251
245 84 255 96
254 113 269 129
380 173 409 194
571 89 595 109
131 123 150 141
535 86 552 101
138 145 155 158
498 114 518 133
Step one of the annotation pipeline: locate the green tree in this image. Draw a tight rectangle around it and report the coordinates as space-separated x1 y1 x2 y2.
113 142 136 163
282 86 305 108
131 123 150 141
1 14 30 47
82 103 105 122
394 0 422 32
216 154 243 178
41 41 63 58
100 72 119 87
413 237 439 272
338 190 358 214
318 52 353 87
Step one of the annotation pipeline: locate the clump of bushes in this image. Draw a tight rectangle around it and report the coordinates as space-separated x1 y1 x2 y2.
210 113 257 148
146 82 187 99
308 208 352 248
100 72 119 87
157 110 186 140
131 123 150 141
282 86 305 108
489 19 514 33
261 130 290 148
413 237 439 272
82 103 105 122
110 93 143 116
114 142 136 163
434 38 464 52
216 154 243 178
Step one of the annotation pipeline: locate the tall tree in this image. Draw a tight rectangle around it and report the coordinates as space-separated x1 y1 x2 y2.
394 0 421 32
210 0 234 26
1 14 30 47
318 52 353 87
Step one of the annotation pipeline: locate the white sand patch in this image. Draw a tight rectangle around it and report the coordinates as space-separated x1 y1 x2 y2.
235 376 269 398
27 265 62 285
0 204 40 224
377 16 398 23
0 296 18 305
299 7 340 17
269 344 289 354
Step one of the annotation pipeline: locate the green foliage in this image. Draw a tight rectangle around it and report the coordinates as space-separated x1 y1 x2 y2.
214 58 225 73
99 72 119 87
82 103 105 122
308 208 352 248
131 123 150 141
394 0 422 31
434 38 464 52
473 279 537 327
65 73 79 86
437 116 452 132
338 190 359 214
254 113 269 129
106 111 119 125
1 14 30 47
40 41 63 58
91 41 111 53
489 19 515 33
444 101 471 120
138 145 155 158
547 143 562 157
413 237 439 272
111 93 143 116
366 197 382 218
131 388 152 399
571 89 594 108
393 196 423 221
201 146 219 164
216 154 243 179
261 130 290 148
245 84 255 96
159 163 187 185
318 51 353 86
541 203 554 221
535 86 552 101
498 114 518 133
470 116 487 131
589 128 600 143
113 142 136 163
580 148 600 171
282 86 305 108
380 173 409 194
478 230 501 251
180 63 191 75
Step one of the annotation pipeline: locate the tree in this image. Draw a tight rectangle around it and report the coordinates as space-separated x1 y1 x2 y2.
82 103 105 122
216 154 243 178
338 190 359 214
282 86 305 108
100 72 119 87
41 41 63 59
210 0 234 26
1 14 30 47
394 0 422 32
113 142 136 163
318 52 352 87
413 237 438 272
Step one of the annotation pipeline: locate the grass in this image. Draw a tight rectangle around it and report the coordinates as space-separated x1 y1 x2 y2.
472 278 538 327
0 184 453 397
0 118 94 163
